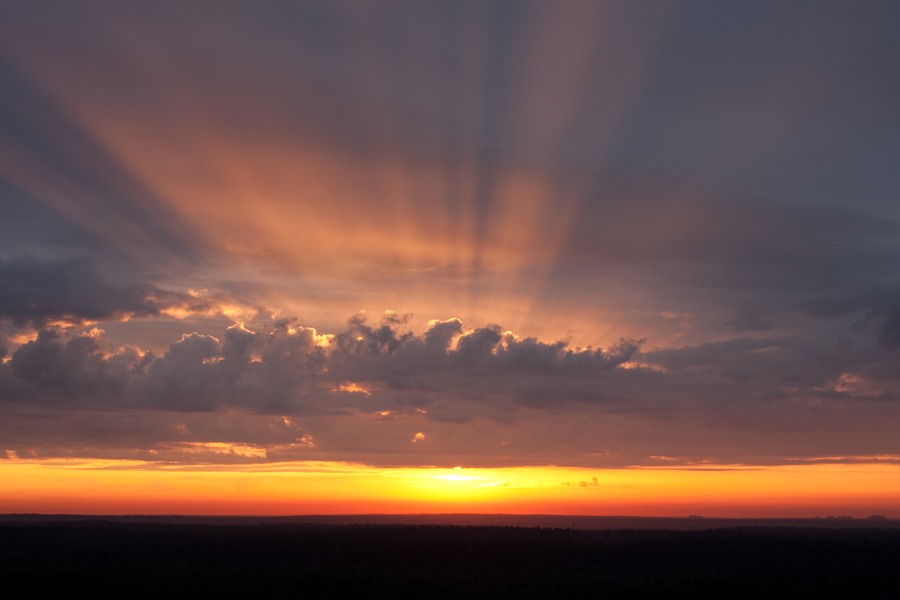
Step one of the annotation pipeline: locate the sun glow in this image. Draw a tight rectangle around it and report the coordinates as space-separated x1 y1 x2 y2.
1 459 899 518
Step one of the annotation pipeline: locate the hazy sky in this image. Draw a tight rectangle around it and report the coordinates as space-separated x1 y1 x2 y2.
1 0 899 473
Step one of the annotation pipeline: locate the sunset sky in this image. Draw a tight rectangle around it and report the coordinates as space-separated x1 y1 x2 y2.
1 0 899 516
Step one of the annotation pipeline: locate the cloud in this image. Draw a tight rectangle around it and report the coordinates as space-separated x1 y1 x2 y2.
1 317 899 467
9 328 141 400
0 257 242 328
878 306 900 350
0 313 642 415
725 310 775 332
797 296 900 352
477 476 601 489
4 308 898 428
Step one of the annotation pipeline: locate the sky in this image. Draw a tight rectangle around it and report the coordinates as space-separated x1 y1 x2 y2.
1 0 899 516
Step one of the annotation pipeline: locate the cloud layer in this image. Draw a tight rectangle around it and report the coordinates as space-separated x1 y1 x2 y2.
2 308 898 467
1 313 640 413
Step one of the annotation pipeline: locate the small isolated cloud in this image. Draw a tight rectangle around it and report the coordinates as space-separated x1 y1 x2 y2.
827 373 888 399
412 432 425 443
334 382 371 395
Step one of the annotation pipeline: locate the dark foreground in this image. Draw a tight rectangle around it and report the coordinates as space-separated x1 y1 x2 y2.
3 522 900 599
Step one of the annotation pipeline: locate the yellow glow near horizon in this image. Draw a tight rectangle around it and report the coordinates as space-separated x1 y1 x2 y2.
2 459 899 518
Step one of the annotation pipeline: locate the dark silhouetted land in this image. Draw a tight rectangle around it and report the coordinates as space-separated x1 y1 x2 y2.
3 516 900 598
4 513 900 529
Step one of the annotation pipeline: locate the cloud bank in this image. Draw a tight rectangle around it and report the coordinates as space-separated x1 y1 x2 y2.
1 306 898 467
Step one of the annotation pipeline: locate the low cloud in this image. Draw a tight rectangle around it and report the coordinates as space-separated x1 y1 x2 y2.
0 314 642 414
1 311 899 466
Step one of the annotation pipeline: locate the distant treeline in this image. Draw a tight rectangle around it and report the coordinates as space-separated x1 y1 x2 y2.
3 522 900 599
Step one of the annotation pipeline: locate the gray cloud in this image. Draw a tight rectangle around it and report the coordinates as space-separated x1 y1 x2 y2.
4 310 898 422
0 257 235 328
0 310 898 467
725 310 775 333
10 329 140 400
0 314 641 415
879 306 900 351
796 297 900 353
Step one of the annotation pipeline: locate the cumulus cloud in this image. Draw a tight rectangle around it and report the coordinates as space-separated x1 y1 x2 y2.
6 307 900 429
1 312 899 466
0 313 642 415
9 328 143 400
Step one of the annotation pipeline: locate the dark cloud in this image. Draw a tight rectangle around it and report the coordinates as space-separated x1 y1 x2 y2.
563 183 900 292
725 310 775 332
796 295 900 353
10 329 137 399
0 257 234 328
3 309 897 427
0 314 642 416
795 297 867 319
879 306 900 351
1 313 899 467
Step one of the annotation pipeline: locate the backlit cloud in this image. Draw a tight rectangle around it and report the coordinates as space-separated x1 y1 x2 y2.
0 257 248 330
